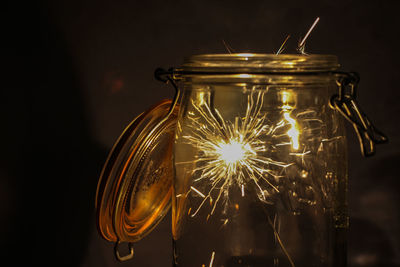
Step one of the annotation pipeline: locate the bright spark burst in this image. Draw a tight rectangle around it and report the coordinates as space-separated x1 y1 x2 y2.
216 139 251 165
180 90 301 217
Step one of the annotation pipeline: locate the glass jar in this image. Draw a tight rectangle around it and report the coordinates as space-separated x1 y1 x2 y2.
172 54 348 267
96 53 387 267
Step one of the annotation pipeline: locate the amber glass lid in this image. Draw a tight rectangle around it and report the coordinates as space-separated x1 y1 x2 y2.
95 99 178 244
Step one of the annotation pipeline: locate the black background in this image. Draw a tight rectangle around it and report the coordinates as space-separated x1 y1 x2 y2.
2 0 400 266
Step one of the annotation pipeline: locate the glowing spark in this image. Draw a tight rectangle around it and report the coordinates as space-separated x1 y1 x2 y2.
181 90 298 217
190 186 206 198
298 17 320 54
299 17 320 48
209 251 215 267
276 34 291 55
220 218 229 229
290 149 311 166
216 140 249 164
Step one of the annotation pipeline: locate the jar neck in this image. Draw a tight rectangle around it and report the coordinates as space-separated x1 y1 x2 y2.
180 53 339 73
174 72 337 86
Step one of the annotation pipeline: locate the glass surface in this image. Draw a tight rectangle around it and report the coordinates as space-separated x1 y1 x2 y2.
172 54 348 267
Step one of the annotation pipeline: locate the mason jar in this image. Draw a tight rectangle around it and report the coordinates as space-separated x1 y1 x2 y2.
96 53 387 267
171 54 348 267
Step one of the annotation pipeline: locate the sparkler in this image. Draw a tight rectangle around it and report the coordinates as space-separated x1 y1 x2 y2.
178 89 303 218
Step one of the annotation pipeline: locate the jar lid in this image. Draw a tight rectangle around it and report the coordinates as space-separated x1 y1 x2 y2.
180 53 339 73
95 99 178 247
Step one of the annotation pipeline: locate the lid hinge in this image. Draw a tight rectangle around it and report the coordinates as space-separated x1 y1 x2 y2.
330 71 388 157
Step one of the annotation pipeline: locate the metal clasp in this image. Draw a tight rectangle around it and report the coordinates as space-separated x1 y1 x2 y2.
114 241 134 262
330 71 388 157
155 68 180 117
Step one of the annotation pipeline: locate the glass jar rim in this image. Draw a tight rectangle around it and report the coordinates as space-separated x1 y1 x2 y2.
180 53 339 73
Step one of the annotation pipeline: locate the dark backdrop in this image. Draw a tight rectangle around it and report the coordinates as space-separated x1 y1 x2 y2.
3 0 400 266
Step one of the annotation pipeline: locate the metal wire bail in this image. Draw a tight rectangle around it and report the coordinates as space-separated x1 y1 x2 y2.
155 68 180 116
330 71 388 157
114 241 134 262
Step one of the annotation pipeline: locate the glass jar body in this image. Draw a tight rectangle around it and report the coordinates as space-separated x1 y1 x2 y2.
172 73 348 267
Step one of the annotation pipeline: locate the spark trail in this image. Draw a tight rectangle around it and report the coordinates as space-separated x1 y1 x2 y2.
179 90 299 218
